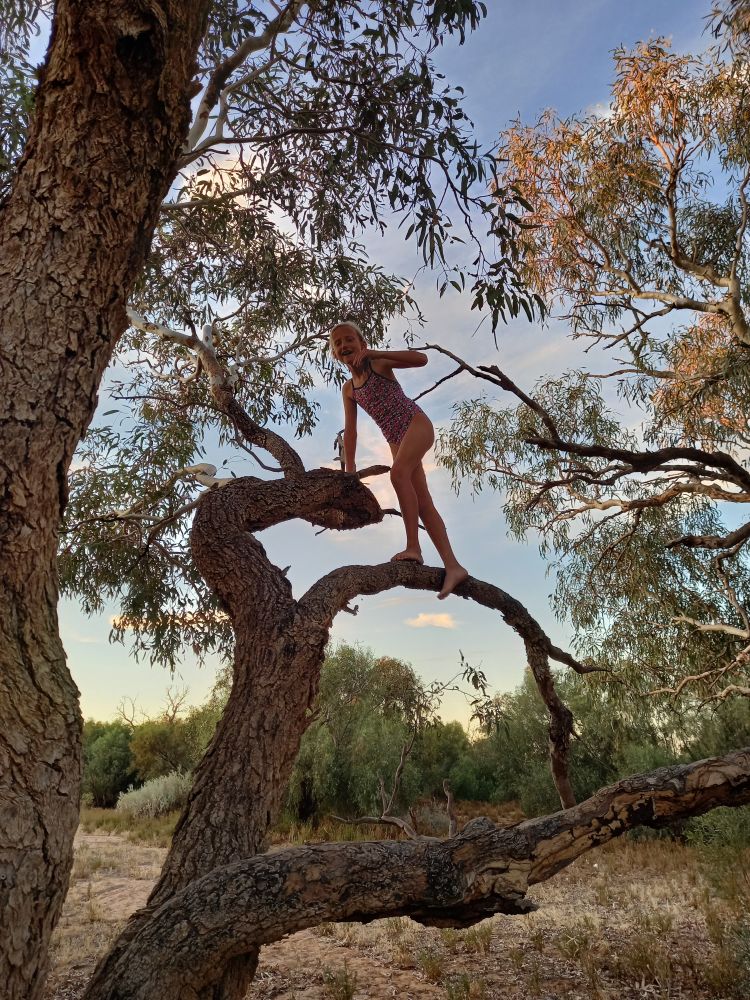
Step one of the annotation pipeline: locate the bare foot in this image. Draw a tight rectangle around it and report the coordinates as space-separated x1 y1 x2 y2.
390 549 423 564
438 566 469 599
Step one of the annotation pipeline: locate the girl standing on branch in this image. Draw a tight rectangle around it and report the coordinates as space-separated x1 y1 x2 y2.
330 321 468 600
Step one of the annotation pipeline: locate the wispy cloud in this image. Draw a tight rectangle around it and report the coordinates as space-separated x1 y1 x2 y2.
375 593 428 609
111 610 229 630
405 612 458 629
60 629 100 645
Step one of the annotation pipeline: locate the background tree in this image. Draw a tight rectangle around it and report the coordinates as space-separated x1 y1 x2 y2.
412 719 472 798
287 645 426 821
81 720 136 809
130 718 194 781
472 670 685 817
438 36 750 709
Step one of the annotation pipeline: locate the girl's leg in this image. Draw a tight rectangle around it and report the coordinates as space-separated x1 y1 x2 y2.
388 412 434 563
389 415 469 598
410 463 468 599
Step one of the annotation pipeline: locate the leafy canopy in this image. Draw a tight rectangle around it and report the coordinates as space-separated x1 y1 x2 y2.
0 0 537 665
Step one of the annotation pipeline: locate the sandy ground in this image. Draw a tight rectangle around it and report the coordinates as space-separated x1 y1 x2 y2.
44 828 743 1000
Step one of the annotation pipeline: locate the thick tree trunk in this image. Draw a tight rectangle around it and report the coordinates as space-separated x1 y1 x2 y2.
0 556 81 1000
83 747 750 999
84 470 386 998
0 3 211 995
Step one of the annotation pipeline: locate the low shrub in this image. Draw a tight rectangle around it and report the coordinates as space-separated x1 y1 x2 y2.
685 805 750 910
685 804 750 850
321 963 357 1000
116 770 192 819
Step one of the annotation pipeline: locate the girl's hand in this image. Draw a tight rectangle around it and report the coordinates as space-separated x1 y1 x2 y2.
351 344 371 370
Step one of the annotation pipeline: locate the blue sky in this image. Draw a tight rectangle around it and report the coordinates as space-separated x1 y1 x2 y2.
60 0 711 724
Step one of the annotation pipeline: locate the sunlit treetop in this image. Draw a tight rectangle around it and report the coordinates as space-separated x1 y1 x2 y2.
498 40 750 358
710 0 750 57
437 36 750 707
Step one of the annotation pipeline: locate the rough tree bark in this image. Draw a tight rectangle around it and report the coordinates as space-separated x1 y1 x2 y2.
0 3 212 996
85 747 750 999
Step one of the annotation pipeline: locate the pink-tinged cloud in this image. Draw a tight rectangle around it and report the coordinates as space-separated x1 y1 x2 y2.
405 613 457 629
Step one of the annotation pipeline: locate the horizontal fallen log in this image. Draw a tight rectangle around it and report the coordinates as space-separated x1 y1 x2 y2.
85 747 750 1000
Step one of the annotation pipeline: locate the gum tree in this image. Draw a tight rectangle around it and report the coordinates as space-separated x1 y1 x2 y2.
3 3 750 999
77 316 749 1000
0 2 525 996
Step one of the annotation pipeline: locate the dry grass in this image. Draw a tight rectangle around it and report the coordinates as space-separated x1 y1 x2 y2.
45 814 750 1000
321 962 358 1000
78 806 179 847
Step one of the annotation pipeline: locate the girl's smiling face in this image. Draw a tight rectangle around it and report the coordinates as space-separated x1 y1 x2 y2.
330 324 366 364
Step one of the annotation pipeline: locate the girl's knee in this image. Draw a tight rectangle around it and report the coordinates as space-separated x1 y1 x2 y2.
390 463 412 488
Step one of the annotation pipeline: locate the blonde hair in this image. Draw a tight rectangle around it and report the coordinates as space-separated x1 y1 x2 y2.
329 320 366 352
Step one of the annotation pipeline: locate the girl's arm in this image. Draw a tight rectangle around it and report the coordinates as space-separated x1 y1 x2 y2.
342 381 358 472
352 347 427 370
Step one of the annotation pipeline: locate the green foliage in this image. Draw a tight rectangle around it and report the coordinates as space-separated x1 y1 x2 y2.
0 2 50 200
474 671 684 817
686 804 750 853
286 644 423 818
116 770 193 819
439 374 749 706
82 720 136 808
129 719 195 782
43 1 537 668
131 670 230 780
62 414 230 667
138 0 523 329
82 669 226 807
690 697 750 757
412 720 471 797
685 706 750 855
181 695 225 765
498 43 750 332
285 642 692 825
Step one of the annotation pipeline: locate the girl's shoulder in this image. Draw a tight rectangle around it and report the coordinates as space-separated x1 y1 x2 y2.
369 357 397 380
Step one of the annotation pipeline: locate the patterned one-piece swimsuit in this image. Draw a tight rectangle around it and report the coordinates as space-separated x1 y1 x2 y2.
352 365 425 446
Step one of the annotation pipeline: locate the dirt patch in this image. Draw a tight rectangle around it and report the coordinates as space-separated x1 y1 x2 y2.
44 830 743 1000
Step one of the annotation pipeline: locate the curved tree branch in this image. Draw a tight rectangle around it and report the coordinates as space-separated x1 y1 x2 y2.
127 311 306 476
298 560 591 808
526 435 750 493
188 463 585 811
298 562 589 675
667 518 750 552
90 449 587 997
424 342 750 494
183 1 307 156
